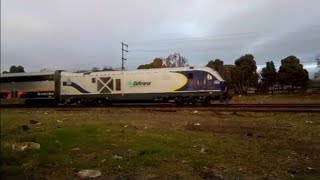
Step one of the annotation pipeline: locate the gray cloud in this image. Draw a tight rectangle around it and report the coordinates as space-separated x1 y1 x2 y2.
1 0 319 74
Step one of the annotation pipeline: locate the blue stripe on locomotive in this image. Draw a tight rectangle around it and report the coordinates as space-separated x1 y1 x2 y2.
62 81 90 93
173 70 224 91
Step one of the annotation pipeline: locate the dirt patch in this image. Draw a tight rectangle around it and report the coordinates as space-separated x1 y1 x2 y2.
185 120 292 138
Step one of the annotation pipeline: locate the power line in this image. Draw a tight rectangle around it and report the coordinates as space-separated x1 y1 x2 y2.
127 27 320 45
127 35 320 54
129 32 263 45
124 27 320 68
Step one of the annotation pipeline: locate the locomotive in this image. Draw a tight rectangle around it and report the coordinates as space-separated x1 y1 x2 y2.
0 66 230 106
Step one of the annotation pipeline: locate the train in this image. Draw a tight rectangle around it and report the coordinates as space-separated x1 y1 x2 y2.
0 66 230 106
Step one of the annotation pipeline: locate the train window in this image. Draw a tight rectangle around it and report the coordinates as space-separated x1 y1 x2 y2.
187 73 193 79
116 79 121 91
92 78 96 83
0 75 54 83
207 74 213 80
0 92 8 99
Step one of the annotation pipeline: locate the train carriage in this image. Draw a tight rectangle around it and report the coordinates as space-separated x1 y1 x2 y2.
0 72 56 105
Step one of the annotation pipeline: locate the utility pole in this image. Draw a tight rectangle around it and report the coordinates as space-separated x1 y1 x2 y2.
121 42 128 70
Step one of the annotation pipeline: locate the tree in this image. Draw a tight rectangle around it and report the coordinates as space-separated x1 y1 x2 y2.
75 70 88 73
102 66 114 71
218 64 236 94
137 53 188 69
164 52 188 67
260 61 277 94
137 58 166 69
8 65 25 73
206 59 232 81
278 55 309 92
152 58 165 68
222 65 235 83
206 59 224 74
91 67 100 72
40 68 52 72
231 54 259 94
2 71 9 74
137 64 153 69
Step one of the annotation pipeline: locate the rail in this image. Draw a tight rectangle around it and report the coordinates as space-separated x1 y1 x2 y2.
1 103 320 112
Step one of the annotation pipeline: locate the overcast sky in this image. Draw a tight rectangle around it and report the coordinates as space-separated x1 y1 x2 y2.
1 0 320 75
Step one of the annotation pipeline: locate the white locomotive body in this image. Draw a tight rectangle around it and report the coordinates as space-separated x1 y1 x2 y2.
58 67 227 104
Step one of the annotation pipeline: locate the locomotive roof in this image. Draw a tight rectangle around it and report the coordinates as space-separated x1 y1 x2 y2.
62 66 224 81
83 66 217 74
0 71 55 78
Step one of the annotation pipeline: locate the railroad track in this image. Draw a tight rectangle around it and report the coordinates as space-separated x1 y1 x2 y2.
2 103 320 112
114 103 320 112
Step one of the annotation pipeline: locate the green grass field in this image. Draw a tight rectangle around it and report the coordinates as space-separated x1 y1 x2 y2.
1 108 320 179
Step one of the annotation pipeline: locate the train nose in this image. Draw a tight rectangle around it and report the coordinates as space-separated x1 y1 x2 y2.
212 80 220 90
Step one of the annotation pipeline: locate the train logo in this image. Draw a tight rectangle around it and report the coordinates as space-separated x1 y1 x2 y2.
127 81 151 87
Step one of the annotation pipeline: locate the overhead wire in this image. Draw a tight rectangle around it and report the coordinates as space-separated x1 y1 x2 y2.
127 28 320 54
129 32 263 45
125 26 320 67
127 26 320 45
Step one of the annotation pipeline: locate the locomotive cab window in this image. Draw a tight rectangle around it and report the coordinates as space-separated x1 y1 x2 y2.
207 74 213 80
92 78 96 83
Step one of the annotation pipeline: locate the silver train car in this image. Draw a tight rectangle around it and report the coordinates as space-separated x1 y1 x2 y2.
0 72 56 105
0 67 230 105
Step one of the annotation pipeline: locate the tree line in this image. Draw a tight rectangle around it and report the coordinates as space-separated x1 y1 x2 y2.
137 52 188 69
1 66 115 74
2 65 25 73
76 66 115 73
137 53 311 95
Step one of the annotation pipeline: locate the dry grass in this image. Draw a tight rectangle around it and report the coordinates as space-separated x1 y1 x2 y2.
1 108 320 179
230 94 320 104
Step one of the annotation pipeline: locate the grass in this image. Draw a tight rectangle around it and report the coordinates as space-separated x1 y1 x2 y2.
1 108 320 179
230 94 320 103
